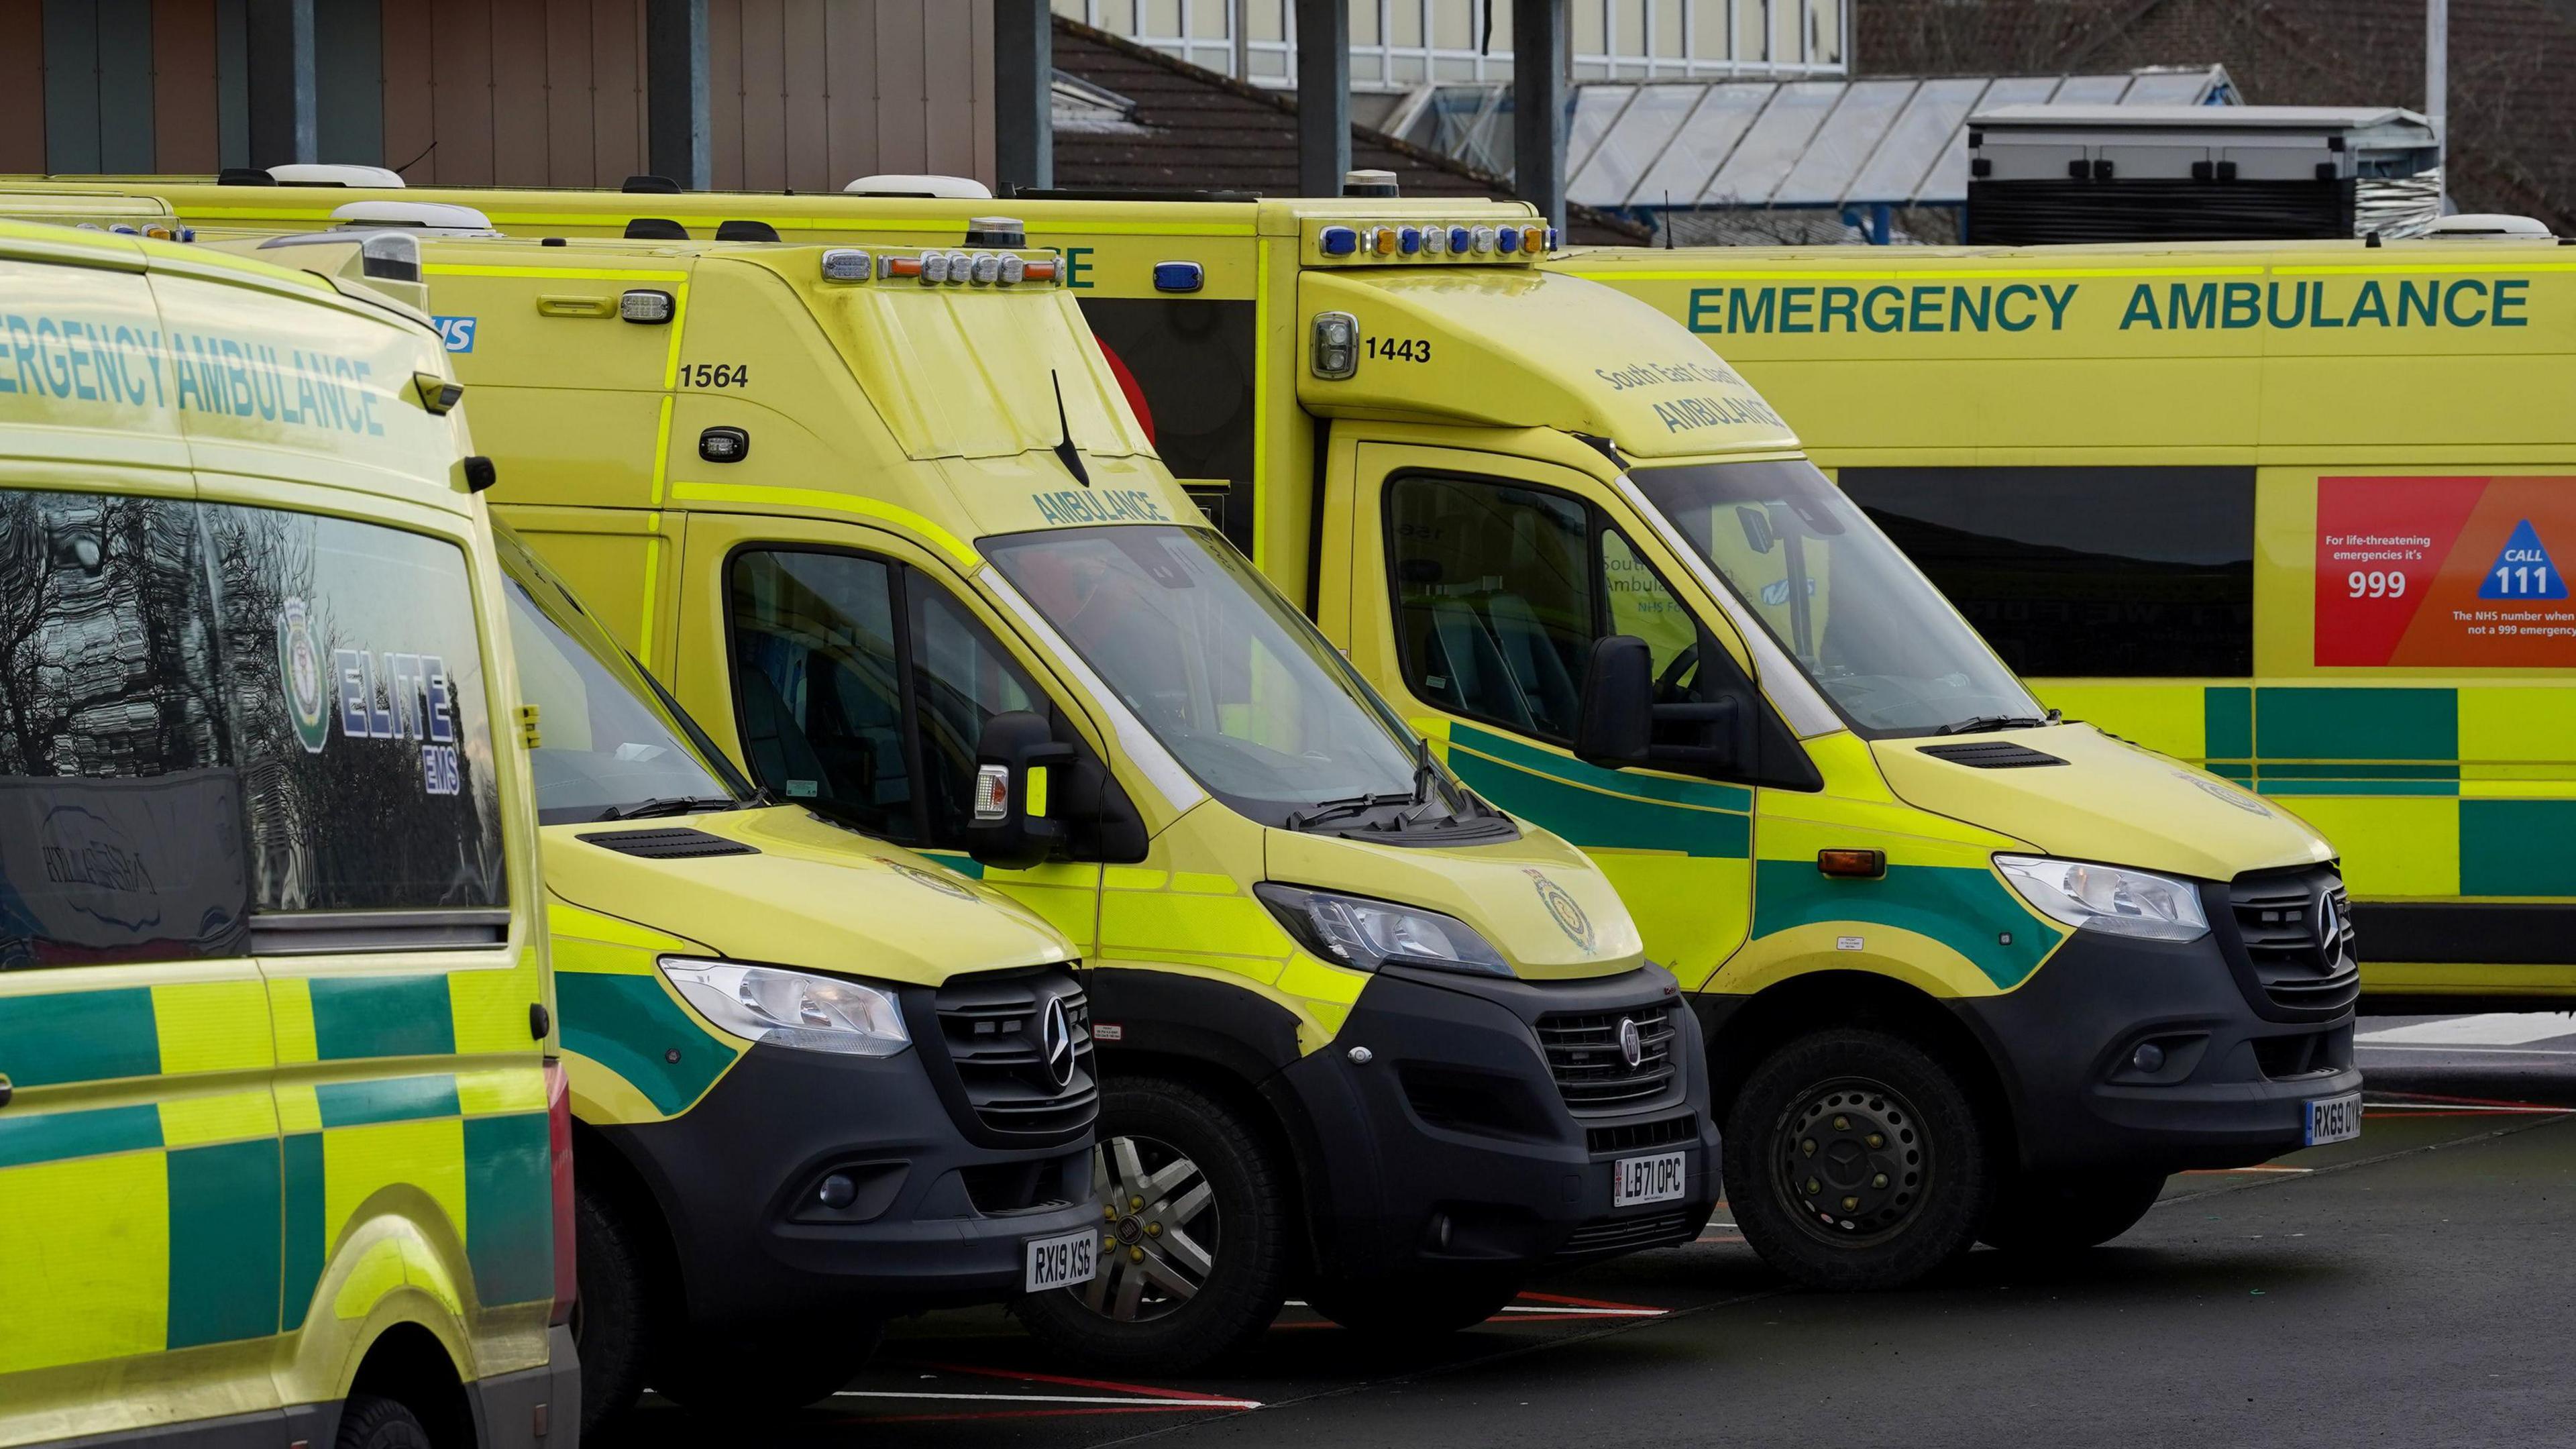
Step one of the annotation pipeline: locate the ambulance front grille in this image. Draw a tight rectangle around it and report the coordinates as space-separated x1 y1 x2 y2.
1535 1006 1680 1112
932 967 1098 1138
2226 868 2361 1016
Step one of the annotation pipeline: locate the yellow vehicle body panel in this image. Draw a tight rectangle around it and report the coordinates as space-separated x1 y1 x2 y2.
1560 238 2576 998
0 222 559 1446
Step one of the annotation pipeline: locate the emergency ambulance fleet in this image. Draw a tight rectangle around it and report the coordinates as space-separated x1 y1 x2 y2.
211 213 1717 1369
0 223 576 1447
57 172 2372 1294
1556 233 2576 1010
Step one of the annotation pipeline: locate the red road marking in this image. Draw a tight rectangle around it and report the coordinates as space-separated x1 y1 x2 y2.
833 1405 1228 1426
1515 1289 1667 1311
908 1361 1250 1403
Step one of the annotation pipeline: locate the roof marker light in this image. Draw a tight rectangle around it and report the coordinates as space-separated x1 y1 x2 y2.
1520 224 1544 254
922 252 951 284
1152 260 1203 292
1371 226 1397 256
1000 254 1028 285
1451 225 1474 254
1544 225 1560 251
1496 226 1520 254
947 251 975 284
1023 258 1060 282
1472 225 1497 254
1421 224 1448 256
1320 225 1358 256
1397 226 1422 254
821 248 873 281
970 252 1003 284
884 255 923 278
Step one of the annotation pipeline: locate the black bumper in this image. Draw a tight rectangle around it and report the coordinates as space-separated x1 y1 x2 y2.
1951 926 2361 1173
594 1043 1097 1328
1278 962 1721 1280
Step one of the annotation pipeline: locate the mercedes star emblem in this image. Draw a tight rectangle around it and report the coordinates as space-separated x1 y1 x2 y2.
1040 996 1076 1089
2316 890 2343 964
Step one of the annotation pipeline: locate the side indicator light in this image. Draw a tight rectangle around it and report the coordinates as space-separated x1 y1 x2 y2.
1310 310 1358 380
1817 849 1888 879
1152 260 1204 292
619 289 676 324
1320 225 1358 256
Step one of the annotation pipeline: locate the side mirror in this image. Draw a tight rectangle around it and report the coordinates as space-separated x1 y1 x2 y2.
967 710 1075 870
1574 635 1654 768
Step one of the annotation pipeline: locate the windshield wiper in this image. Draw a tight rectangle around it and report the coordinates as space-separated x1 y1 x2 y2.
1287 792 1416 831
1933 714 2051 737
598 794 739 822
1410 737 1441 807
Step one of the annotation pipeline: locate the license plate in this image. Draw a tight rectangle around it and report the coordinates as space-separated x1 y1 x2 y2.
1024 1228 1097 1293
1612 1150 1688 1208
2304 1091 2363 1146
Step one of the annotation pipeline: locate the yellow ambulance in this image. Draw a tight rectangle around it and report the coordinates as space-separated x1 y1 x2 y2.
1558 232 2576 1010
0 221 576 1446
222 213 1717 1366
60 176 2371 1289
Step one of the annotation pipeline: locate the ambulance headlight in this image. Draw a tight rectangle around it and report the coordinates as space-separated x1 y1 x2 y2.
1255 884 1511 978
1994 856 2209 943
659 957 912 1057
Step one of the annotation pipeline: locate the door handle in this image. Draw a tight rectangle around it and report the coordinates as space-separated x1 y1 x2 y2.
0 1073 13 1110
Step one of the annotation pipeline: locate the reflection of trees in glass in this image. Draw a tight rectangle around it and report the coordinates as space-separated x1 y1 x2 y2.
200 504 504 912
0 492 220 782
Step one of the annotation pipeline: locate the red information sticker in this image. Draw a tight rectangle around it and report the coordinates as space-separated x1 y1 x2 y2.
2314 476 2576 667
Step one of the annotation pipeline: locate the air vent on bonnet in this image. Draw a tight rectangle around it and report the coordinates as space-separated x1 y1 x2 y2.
1917 741 2066 769
577 827 759 859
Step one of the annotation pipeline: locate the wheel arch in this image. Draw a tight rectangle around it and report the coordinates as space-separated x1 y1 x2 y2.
1699 971 2015 1138
344 1319 474 1449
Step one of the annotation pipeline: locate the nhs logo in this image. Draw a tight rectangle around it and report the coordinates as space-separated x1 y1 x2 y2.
433 316 478 353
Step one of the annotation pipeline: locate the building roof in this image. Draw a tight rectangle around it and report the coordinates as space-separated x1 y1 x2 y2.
1974 103 2424 129
1566 65 2235 211
1046 17 1651 244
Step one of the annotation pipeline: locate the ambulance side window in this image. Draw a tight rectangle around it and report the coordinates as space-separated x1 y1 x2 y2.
202 504 508 916
907 574 1045 849
1385 474 1593 743
0 490 248 969
726 549 916 841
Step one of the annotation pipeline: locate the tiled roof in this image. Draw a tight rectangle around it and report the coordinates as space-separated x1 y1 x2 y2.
1049 17 1653 245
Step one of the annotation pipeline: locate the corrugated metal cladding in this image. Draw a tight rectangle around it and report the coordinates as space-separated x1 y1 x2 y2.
0 0 995 190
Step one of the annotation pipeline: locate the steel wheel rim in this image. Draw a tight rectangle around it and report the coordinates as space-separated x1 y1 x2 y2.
1770 1075 1931 1248
1076 1132 1220 1324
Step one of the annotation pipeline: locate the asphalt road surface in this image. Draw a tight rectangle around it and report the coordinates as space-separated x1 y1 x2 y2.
612 1010 2576 1449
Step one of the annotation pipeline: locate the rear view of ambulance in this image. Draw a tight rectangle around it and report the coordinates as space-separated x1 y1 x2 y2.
0 223 576 1446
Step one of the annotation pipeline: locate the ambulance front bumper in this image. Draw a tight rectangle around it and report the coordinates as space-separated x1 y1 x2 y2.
1279 961 1721 1282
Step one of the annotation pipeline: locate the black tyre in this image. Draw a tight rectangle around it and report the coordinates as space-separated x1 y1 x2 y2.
1016 1075 1293 1371
572 1181 662 1435
1307 1272 1521 1342
649 1319 884 1417
333 1395 431 1449
1724 1028 1994 1291
1979 1169 2166 1254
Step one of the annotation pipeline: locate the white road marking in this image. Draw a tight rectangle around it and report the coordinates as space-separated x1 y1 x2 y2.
2357 1044 2576 1057
1495 1305 1664 1316
832 1391 1263 1409
2358 1014 2576 1046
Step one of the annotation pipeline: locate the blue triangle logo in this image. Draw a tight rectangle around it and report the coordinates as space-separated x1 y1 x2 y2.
2478 519 2567 599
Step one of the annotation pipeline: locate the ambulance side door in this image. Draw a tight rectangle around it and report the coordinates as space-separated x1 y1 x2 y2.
1336 438 1764 989
672 511 1105 953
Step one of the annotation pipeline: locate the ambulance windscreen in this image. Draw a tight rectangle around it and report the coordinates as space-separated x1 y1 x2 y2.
1633 458 2044 739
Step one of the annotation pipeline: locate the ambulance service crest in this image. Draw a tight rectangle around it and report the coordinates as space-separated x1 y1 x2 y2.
1527 869 1596 952
276 598 330 754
